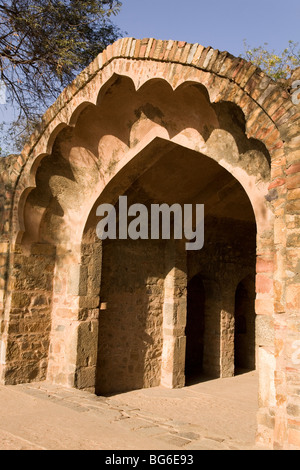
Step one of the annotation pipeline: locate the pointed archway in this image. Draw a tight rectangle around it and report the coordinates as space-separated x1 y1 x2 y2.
78 139 259 394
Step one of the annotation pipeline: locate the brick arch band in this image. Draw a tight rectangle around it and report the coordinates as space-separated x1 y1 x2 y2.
0 38 299 450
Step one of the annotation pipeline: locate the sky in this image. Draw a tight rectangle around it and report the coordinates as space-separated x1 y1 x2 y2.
116 0 300 57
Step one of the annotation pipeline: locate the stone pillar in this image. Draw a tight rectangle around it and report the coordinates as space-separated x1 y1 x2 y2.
220 308 235 378
201 280 222 378
75 241 102 391
219 278 236 379
255 229 276 448
161 241 187 389
46 245 82 387
47 242 101 391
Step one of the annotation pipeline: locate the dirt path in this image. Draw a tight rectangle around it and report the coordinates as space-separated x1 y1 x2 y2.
0 371 268 450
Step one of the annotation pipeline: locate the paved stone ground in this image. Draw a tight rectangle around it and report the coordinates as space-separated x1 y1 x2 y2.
0 371 269 450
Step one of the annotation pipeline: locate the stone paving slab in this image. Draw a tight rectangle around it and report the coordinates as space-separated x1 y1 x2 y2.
0 372 269 450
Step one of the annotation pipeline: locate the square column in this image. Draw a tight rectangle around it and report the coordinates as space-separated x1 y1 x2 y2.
161 241 187 389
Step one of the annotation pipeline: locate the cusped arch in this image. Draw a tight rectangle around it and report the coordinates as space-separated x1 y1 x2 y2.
11 36 296 248
17 88 276 246
69 101 96 128
81 136 271 245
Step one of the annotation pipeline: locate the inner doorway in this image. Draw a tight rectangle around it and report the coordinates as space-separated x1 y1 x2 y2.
234 276 256 374
185 273 205 383
87 140 260 394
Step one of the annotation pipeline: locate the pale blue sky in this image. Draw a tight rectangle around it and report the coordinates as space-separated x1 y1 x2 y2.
116 0 299 57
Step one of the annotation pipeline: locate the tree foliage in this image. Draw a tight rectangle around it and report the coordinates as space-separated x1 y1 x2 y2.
242 40 300 81
0 0 123 155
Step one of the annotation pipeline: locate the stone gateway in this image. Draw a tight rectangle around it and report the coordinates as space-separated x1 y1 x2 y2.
0 38 299 450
